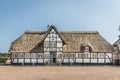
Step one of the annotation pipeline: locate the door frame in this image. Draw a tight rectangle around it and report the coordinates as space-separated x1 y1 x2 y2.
50 52 56 63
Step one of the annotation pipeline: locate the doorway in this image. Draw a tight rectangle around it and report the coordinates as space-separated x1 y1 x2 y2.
50 52 56 63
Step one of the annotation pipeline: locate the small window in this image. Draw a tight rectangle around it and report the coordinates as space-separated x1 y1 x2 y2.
52 38 54 40
81 54 84 58
50 41 56 48
99 54 104 58
95 54 97 58
31 53 37 58
44 54 49 59
38 54 43 58
64 54 69 58
15 54 17 58
70 54 75 58
92 54 97 58
92 54 94 58
52 35 54 37
18 53 24 58
44 42 49 48
86 54 89 58
12 53 17 58
25 53 30 58
84 47 89 52
78 54 80 58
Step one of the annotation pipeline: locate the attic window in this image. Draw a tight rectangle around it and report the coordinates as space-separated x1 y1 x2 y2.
84 47 90 52
50 29 55 33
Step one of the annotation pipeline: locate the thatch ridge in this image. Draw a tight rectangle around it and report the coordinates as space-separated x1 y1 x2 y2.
25 31 99 34
60 31 99 34
25 31 46 34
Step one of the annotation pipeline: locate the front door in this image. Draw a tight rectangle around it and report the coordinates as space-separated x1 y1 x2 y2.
50 52 56 63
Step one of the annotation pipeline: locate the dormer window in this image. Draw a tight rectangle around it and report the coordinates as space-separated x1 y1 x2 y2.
84 47 90 52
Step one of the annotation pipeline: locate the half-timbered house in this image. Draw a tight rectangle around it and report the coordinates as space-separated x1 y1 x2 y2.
113 38 120 65
9 25 114 65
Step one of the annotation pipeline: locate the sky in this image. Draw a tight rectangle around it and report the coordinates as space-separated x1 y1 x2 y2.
0 0 120 53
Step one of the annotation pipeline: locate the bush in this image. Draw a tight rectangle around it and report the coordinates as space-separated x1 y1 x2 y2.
0 58 7 63
0 53 10 64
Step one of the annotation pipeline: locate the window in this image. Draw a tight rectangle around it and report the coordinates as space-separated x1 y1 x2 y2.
92 54 97 58
44 42 46 47
60 54 63 58
31 53 37 58
84 47 90 52
44 54 49 59
50 41 56 48
85 54 89 58
44 42 49 48
92 54 94 58
50 29 56 33
52 38 54 40
12 53 17 58
70 54 75 58
18 53 24 58
95 54 97 58
52 35 54 37
78 54 84 58
38 54 43 58
63 54 69 58
78 54 81 58
25 53 30 58
99 54 104 58
57 54 62 58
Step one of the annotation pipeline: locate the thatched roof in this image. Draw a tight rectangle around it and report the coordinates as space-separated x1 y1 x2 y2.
9 26 114 53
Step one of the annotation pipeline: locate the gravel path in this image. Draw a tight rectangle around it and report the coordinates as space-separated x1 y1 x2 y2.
0 65 120 80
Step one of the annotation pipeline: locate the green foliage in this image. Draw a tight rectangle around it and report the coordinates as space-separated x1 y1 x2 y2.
0 53 11 58
0 53 11 63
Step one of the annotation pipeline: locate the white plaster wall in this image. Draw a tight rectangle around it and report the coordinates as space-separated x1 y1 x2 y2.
106 59 111 63
57 42 62 47
31 59 37 63
56 48 62 52
105 53 112 58
44 59 50 63
70 58 75 63
91 59 97 63
57 38 62 41
18 59 24 63
63 59 69 63
56 59 62 63
84 59 90 63
50 38 56 41
49 34 56 37
24 59 30 63
98 59 104 63
76 59 82 63
44 38 49 41
56 52 62 58
12 59 17 63
44 52 49 55
38 59 43 63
